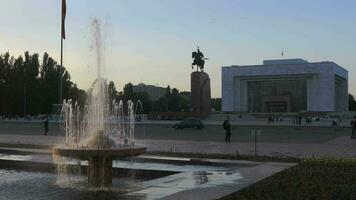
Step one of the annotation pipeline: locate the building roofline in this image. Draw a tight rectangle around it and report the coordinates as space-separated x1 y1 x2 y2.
222 61 348 72
329 62 348 73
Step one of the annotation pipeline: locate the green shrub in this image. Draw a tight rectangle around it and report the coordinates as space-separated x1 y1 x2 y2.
225 159 356 200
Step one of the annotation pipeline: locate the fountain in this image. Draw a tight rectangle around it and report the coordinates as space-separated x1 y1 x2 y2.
52 19 146 188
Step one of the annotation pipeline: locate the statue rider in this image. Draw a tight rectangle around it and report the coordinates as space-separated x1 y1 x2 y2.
196 47 204 63
192 46 207 71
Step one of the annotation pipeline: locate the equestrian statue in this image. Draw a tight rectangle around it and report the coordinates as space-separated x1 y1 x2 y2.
192 47 208 72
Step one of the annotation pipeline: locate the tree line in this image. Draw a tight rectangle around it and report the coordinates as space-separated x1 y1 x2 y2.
0 52 85 116
349 94 356 111
0 51 203 116
108 82 193 114
0 51 227 116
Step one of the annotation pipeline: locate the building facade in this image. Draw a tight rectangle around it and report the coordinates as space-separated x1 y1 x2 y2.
133 83 166 100
222 59 348 113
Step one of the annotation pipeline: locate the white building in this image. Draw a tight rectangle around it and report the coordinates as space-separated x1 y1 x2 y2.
222 59 348 113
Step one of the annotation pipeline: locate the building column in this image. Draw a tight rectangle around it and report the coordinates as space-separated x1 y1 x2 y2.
307 76 319 111
222 69 234 112
339 78 348 112
240 80 248 112
233 78 241 111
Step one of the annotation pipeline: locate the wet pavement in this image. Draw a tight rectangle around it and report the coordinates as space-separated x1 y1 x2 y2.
0 149 294 200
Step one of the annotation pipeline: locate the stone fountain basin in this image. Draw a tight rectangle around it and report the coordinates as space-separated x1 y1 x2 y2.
52 146 147 160
53 145 147 187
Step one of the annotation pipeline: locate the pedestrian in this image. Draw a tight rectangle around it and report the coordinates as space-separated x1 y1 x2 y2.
44 118 49 136
223 116 231 143
351 116 356 139
332 119 337 127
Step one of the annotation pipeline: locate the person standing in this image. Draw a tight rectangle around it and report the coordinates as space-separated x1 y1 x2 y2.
351 116 356 139
44 118 49 136
223 116 232 143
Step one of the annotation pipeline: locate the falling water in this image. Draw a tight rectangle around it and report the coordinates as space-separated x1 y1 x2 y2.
54 18 142 185
92 19 103 79
57 18 140 149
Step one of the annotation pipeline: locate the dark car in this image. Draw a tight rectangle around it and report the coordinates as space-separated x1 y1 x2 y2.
173 118 204 130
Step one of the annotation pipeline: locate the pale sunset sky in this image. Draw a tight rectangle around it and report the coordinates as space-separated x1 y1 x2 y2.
0 0 355 97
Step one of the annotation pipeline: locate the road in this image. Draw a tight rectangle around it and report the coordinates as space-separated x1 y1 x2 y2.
0 121 351 144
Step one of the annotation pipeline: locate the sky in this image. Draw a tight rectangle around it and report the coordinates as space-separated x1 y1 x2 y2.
0 0 356 97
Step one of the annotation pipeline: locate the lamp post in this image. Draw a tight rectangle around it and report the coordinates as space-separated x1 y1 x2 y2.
251 129 262 157
23 85 26 117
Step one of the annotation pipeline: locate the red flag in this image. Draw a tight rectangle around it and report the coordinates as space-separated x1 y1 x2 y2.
61 0 66 39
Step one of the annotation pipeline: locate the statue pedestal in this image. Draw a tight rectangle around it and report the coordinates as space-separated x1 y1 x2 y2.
191 71 211 116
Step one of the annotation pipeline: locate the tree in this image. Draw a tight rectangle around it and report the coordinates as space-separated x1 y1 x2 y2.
123 83 134 100
134 92 152 114
211 98 221 111
152 86 183 112
39 52 73 114
154 97 169 112
165 86 171 98
169 88 180 112
349 94 356 111
115 82 153 114
108 81 118 102
69 84 86 110
23 52 40 115
0 51 82 115
179 91 191 112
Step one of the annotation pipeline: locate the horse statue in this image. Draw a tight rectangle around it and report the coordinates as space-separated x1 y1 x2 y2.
192 47 208 72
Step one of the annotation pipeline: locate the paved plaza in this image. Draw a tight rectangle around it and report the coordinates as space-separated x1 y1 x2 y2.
0 120 352 143
0 120 355 159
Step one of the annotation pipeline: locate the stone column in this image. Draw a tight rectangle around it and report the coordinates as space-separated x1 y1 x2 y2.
307 76 319 111
222 68 234 112
88 157 113 187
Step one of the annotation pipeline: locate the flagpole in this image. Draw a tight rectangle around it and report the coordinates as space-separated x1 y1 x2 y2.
59 0 65 105
57 0 65 135
60 34 63 104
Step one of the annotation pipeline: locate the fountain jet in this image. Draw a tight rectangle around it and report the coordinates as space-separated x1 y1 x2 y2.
52 18 146 188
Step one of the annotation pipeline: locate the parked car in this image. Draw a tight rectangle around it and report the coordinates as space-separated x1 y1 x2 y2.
173 118 204 130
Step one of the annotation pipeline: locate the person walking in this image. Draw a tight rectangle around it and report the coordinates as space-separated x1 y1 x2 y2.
351 116 356 139
44 118 49 136
223 116 232 143
332 119 338 127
